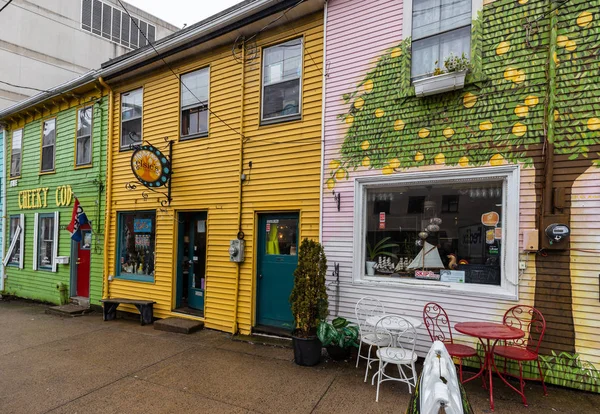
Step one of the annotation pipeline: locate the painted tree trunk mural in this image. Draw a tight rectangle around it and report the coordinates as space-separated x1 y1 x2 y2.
325 0 600 386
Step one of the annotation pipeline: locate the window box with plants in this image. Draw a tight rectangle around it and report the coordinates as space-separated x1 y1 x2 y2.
414 54 471 97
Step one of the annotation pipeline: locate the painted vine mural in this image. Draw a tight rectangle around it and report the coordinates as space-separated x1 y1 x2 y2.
327 0 600 392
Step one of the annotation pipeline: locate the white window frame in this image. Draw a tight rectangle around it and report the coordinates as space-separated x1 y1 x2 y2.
33 212 59 272
260 37 304 123
120 88 143 149
3 214 24 268
404 0 483 79
76 105 94 167
41 118 57 173
352 165 520 300
10 128 23 178
180 66 210 139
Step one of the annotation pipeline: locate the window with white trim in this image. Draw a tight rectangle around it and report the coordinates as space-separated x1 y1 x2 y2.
76 106 93 166
180 68 209 139
121 88 143 148
261 38 302 122
411 0 472 79
10 129 22 177
354 166 519 298
33 212 59 272
4 215 24 268
41 118 56 172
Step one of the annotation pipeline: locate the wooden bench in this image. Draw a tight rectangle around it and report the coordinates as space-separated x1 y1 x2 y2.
100 298 156 326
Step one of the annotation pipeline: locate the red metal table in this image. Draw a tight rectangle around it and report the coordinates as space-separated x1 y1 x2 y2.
455 321 525 411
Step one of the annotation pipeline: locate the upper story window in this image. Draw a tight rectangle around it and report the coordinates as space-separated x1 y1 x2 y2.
10 129 22 178
261 38 303 123
76 106 93 167
121 88 143 149
41 118 56 173
180 68 209 139
81 0 156 48
411 0 472 79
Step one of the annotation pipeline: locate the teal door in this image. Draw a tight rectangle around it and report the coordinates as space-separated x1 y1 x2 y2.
176 212 207 312
256 213 299 330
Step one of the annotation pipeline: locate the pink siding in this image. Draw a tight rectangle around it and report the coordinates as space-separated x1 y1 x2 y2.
322 0 536 356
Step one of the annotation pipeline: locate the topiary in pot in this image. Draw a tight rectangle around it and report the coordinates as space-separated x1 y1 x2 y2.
289 238 328 366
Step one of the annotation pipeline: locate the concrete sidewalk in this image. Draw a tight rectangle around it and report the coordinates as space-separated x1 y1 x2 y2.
0 300 598 413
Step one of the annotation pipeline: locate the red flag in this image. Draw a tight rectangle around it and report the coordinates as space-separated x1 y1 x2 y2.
66 199 80 234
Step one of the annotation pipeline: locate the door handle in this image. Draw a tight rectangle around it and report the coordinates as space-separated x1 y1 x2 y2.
259 274 263 279
76 259 81 265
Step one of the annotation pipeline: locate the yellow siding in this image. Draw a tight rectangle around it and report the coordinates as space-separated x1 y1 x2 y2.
106 12 323 334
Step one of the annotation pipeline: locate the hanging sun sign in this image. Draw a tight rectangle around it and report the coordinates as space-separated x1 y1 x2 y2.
131 145 171 188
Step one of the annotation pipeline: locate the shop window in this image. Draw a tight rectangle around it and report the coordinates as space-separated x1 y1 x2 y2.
10 129 22 178
121 88 143 149
76 106 93 166
41 118 56 172
180 67 209 139
411 0 472 79
3 214 24 268
117 211 156 281
355 166 519 299
33 212 59 272
261 38 302 123
265 218 298 255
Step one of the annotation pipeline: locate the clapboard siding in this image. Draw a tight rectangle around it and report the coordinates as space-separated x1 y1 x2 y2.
3 94 108 305
105 11 323 334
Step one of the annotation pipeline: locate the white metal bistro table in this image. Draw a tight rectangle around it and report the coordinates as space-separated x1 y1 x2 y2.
366 315 423 330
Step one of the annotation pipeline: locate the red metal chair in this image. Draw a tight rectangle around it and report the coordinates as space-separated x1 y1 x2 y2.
423 302 481 383
493 305 548 403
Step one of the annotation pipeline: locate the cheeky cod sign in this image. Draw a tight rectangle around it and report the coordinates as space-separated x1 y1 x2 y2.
130 145 171 188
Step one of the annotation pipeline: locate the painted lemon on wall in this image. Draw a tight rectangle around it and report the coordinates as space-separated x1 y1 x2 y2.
496 41 510 55
335 169 347 180
587 117 600 131
459 156 469 167
418 128 430 138
490 154 505 166
389 158 401 169
577 11 593 28
346 115 354 125
329 159 341 170
554 110 559 121
557 35 569 48
382 165 394 175
414 151 424 162
375 108 385 118
565 40 577 52
360 140 370 150
394 119 406 131
515 105 529 118
463 92 477 108
354 97 365 109
524 95 539 107
479 120 493 131
326 178 335 190
434 153 445 165
362 79 374 93
362 156 371 167
391 47 402 58
443 127 454 139
512 122 527 137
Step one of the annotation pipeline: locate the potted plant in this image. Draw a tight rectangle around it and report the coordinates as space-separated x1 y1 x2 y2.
289 238 328 366
317 316 359 361
414 53 472 97
366 237 398 276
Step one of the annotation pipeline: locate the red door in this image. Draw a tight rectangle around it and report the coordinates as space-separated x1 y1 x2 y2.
76 224 92 298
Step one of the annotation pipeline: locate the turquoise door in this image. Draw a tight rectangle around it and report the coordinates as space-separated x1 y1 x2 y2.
256 213 299 330
176 212 207 312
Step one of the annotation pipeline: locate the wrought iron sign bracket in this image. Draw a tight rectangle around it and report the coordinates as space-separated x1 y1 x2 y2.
126 138 173 208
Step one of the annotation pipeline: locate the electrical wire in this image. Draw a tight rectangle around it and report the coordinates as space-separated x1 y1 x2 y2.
0 0 14 14
116 0 246 140
0 80 51 93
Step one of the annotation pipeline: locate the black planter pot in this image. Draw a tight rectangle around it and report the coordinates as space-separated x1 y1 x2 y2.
292 335 322 366
326 345 352 361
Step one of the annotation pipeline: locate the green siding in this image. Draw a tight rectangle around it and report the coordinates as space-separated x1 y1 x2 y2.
3 97 107 305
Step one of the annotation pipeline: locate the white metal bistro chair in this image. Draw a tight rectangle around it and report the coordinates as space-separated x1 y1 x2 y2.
355 297 390 382
374 315 418 402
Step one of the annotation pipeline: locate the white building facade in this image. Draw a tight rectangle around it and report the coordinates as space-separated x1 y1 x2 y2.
0 0 178 109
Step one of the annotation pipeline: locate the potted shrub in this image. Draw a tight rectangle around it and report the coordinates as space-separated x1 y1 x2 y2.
366 237 398 276
317 316 359 361
289 238 328 366
414 53 472 97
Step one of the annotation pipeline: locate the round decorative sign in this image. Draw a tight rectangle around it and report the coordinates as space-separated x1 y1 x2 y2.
131 145 171 188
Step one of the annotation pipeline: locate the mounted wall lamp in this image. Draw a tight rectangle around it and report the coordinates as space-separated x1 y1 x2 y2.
332 190 341 212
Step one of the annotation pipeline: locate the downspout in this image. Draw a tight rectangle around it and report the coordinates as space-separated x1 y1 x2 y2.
232 38 246 334
543 9 557 218
0 128 6 291
98 77 113 300
318 1 328 243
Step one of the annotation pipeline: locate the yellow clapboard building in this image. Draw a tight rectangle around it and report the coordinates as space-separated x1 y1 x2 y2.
100 0 324 334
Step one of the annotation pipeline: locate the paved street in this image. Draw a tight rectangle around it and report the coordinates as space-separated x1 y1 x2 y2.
0 300 599 413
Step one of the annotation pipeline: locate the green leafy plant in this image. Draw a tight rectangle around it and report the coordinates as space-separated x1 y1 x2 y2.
317 317 359 349
289 238 328 338
366 237 399 261
444 53 471 73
